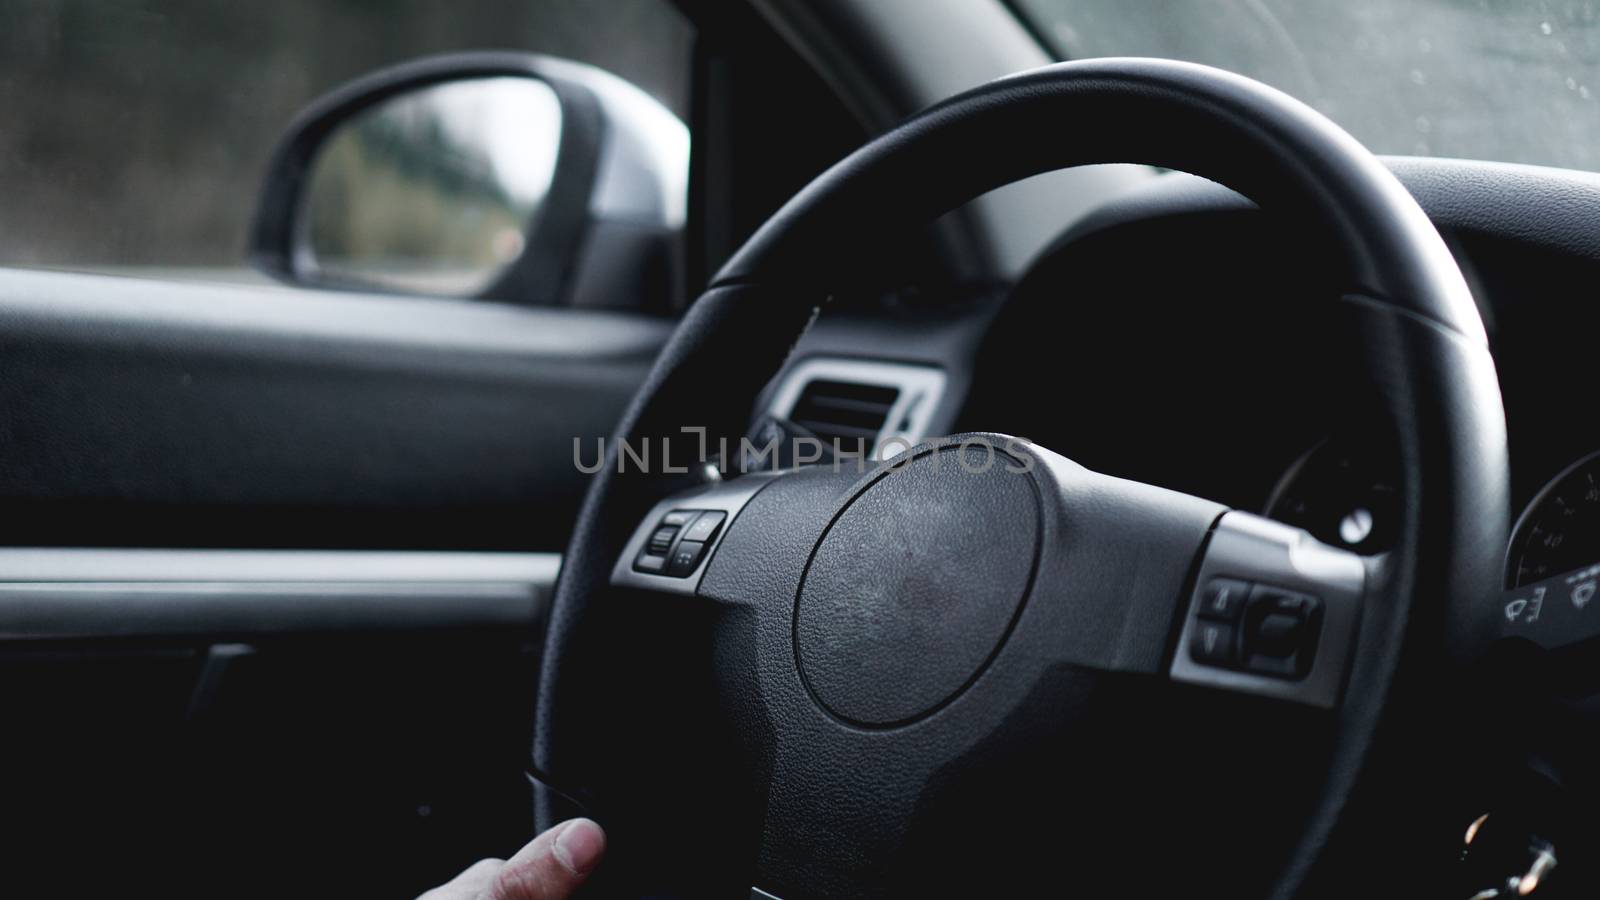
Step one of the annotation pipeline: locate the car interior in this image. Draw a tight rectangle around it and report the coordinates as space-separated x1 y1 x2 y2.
6 1 1600 897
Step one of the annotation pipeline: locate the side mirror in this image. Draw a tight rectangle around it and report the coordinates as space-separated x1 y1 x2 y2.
249 52 688 310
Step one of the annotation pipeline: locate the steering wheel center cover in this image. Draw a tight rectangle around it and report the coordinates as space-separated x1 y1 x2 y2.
795 445 1041 727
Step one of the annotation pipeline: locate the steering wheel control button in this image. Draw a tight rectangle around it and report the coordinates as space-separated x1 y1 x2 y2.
1250 586 1318 617
1197 578 1250 621
667 540 708 576
1239 586 1323 678
646 526 679 556
1184 577 1325 678
1251 612 1303 654
680 510 727 544
633 550 668 574
611 472 785 593
1190 620 1237 666
634 509 722 576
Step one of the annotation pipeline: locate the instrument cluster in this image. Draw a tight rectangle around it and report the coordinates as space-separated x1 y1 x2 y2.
1270 444 1600 591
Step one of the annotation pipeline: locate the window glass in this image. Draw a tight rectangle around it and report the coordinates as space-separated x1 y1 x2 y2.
1014 0 1600 172
0 0 692 281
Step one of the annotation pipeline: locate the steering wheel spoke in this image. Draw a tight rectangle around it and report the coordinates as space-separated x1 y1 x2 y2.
1171 511 1369 708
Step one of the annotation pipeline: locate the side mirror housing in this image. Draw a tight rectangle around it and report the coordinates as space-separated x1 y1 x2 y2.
249 51 687 310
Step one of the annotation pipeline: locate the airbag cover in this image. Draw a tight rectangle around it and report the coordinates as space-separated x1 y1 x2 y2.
794 445 1041 727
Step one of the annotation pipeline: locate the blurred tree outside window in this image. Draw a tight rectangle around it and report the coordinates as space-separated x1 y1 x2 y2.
0 0 692 283
305 77 566 295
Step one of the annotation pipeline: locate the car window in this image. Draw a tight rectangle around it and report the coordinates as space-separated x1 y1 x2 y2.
0 0 692 284
1014 0 1600 173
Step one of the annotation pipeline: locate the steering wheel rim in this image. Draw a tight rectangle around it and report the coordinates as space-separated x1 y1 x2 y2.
536 58 1509 898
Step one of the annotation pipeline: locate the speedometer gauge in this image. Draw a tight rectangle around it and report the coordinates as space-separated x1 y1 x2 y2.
1508 451 1600 588
1266 439 1399 555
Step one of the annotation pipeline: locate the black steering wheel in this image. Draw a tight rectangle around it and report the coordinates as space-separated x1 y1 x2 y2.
534 58 1509 898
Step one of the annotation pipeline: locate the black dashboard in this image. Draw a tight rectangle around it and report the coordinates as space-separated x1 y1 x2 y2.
783 156 1600 599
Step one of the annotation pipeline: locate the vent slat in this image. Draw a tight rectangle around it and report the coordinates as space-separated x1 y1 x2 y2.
791 402 891 431
790 378 900 448
799 395 895 416
801 380 899 404
791 420 881 441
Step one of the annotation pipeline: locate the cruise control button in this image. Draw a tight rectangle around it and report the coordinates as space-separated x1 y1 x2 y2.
680 510 727 544
1189 620 1237 666
1197 577 1250 621
646 526 678 555
667 540 708 576
1241 586 1322 678
1251 586 1318 618
1252 612 1305 656
661 510 698 527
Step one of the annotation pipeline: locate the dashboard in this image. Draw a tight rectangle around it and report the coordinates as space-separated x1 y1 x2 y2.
774 156 1600 605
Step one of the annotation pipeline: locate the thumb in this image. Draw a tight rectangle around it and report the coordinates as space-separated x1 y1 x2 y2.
484 818 606 900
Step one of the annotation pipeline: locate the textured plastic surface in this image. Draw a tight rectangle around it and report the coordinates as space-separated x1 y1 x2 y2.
795 444 1040 726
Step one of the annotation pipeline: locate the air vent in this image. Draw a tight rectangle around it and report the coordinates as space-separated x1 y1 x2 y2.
790 379 900 453
767 359 948 460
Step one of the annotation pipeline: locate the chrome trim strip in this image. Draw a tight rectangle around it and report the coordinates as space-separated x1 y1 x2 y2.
0 549 560 583
0 550 561 639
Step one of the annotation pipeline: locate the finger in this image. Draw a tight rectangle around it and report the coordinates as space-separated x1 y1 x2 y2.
485 818 606 900
416 857 504 899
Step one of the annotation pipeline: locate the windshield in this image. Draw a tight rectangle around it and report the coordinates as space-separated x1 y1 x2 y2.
1012 0 1600 172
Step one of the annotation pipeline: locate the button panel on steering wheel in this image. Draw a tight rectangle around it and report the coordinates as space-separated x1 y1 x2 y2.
1172 511 1365 708
611 473 784 594
633 509 727 576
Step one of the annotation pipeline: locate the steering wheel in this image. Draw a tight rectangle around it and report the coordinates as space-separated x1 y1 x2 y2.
533 59 1509 898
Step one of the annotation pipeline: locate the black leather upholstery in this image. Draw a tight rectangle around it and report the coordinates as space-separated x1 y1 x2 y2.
1064 155 1600 265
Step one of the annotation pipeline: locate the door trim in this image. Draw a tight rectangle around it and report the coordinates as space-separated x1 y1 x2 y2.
0 549 560 639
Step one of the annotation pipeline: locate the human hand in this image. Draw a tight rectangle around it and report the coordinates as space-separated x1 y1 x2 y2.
418 818 606 900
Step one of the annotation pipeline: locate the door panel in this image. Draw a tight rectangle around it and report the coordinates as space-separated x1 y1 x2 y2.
0 268 671 550
1 548 560 897
0 264 646 895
